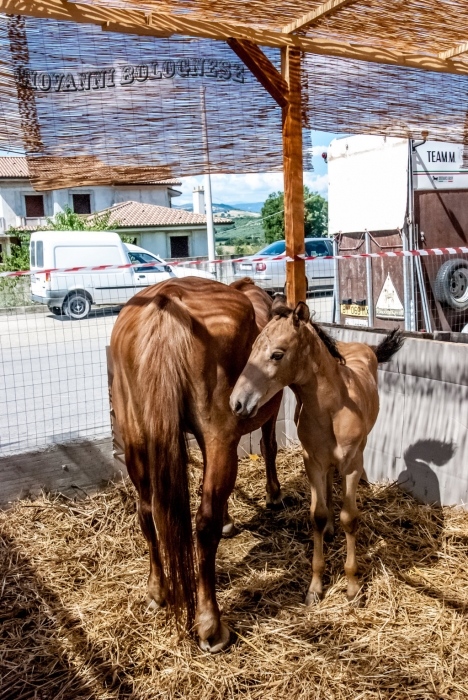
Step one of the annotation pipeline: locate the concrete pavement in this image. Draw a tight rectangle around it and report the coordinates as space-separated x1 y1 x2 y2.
0 307 119 456
0 291 333 457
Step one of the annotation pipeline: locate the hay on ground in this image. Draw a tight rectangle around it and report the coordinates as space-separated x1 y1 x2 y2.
1 445 468 699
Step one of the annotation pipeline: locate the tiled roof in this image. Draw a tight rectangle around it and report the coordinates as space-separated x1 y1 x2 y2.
90 200 232 227
0 157 29 178
0 157 181 186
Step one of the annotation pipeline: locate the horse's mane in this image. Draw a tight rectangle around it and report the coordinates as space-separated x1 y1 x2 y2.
270 296 346 365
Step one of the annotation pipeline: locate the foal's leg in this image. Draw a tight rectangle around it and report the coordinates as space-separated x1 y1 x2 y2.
126 448 167 608
340 451 364 601
260 415 283 508
324 467 335 541
303 455 330 605
195 440 238 653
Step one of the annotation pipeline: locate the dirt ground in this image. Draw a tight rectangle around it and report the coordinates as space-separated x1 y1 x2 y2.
1 445 468 699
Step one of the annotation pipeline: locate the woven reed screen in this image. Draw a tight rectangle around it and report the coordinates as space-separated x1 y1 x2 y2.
302 53 468 145
3 9 468 191
0 15 304 190
68 0 468 60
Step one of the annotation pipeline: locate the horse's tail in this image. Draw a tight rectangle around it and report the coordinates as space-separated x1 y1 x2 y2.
373 328 405 364
138 293 196 630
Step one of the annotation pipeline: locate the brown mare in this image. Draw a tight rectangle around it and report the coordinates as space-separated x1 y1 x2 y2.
231 296 404 604
110 276 284 653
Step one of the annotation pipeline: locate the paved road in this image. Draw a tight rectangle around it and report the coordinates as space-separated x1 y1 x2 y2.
0 308 119 456
0 292 333 457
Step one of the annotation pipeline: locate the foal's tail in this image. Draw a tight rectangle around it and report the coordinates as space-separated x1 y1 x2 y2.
139 293 196 630
373 328 405 364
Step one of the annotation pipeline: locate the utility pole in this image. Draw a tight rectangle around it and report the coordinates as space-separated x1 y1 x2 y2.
200 86 216 262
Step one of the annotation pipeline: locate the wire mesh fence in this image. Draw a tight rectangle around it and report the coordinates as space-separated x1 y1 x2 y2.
2 244 468 458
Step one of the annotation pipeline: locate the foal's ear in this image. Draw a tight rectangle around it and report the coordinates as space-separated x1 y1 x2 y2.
293 301 310 326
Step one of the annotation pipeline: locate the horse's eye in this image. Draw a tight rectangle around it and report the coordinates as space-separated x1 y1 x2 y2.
270 352 284 361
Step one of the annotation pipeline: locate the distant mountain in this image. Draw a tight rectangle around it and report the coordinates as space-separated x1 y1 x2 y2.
174 201 264 214
229 202 264 213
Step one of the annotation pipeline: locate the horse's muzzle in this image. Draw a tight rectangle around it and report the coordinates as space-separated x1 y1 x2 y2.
229 389 258 419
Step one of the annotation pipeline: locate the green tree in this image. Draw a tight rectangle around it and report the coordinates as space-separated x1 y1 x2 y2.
0 231 30 272
261 187 328 244
46 205 114 231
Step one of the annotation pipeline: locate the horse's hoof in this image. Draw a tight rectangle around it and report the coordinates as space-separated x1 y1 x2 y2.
145 594 166 611
305 590 322 607
347 587 364 607
324 527 335 543
198 622 232 654
222 521 239 538
266 489 286 510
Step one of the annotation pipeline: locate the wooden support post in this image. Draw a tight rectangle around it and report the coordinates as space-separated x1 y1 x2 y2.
282 47 306 306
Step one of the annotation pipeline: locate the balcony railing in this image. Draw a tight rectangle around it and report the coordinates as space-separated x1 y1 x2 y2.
16 216 48 229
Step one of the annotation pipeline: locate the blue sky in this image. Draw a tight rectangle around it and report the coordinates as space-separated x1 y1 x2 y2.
176 130 341 205
1 129 341 206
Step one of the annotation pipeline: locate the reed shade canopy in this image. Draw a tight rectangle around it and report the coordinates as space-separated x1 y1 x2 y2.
0 15 301 190
4 0 468 302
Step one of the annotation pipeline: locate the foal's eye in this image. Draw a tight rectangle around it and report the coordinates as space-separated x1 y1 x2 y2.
270 352 284 361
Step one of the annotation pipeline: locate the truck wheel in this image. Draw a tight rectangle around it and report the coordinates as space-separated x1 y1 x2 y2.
49 306 64 316
64 292 91 320
434 258 468 311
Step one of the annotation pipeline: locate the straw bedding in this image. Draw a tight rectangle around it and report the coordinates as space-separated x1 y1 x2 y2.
1 445 468 699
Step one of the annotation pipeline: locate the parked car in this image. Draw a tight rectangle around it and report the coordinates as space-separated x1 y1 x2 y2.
233 237 334 293
29 231 214 319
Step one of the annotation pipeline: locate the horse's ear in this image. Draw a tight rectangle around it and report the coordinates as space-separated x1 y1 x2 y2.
293 301 310 326
270 293 290 318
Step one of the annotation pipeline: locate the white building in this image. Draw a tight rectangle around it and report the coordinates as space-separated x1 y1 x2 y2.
94 191 231 259
0 156 183 257
0 158 231 260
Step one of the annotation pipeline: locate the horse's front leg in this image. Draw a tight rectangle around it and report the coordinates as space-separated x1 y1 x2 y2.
340 451 364 602
195 440 238 653
303 452 330 604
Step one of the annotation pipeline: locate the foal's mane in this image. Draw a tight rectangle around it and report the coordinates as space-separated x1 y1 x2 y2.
270 296 346 365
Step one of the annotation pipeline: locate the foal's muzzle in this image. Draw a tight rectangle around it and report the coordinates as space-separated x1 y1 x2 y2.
229 388 259 419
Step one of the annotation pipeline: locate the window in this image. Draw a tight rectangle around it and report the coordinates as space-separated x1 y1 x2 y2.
170 236 189 258
25 195 44 218
127 251 166 272
72 194 91 214
30 241 35 267
305 240 330 257
258 240 286 256
36 241 44 268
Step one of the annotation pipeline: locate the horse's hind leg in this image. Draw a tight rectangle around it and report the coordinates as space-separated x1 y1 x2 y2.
126 448 167 609
324 467 335 541
195 439 238 653
340 451 364 602
260 414 283 508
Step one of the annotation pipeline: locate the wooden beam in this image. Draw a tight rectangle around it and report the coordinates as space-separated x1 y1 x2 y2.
227 39 289 108
3 0 468 78
282 0 361 35
282 47 306 306
439 42 468 61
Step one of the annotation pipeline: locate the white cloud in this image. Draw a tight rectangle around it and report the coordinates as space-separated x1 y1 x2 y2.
177 170 329 205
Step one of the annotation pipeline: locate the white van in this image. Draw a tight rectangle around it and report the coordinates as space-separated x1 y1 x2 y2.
30 231 214 319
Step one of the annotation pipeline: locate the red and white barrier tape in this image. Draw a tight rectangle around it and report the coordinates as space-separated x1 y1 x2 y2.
1 246 468 279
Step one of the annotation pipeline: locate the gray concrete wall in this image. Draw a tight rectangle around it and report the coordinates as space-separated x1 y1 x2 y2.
3 332 467 509
283 328 468 508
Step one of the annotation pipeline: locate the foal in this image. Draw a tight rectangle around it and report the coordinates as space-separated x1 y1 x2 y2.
230 295 404 603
